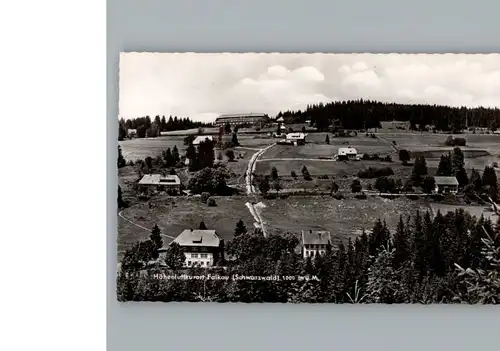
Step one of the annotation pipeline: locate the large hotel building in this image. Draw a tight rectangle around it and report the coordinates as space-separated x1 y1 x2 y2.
214 113 271 127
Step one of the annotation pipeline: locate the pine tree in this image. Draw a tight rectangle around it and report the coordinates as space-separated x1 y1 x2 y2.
231 133 240 146
234 219 247 236
470 168 482 191
393 216 409 269
368 219 390 256
411 211 427 278
365 247 404 303
436 153 452 176
117 185 125 209
411 155 428 183
199 221 207 230
164 148 173 167
149 224 163 250
456 167 469 187
271 167 279 180
451 147 465 173
117 146 126 168
172 145 180 165
325 134 330 144
482 166 499 200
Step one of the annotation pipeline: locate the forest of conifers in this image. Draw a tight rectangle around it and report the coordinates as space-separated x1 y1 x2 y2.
277 100 500 131
117 209 500 304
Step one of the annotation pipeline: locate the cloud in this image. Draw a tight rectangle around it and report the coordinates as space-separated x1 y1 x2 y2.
119 53 500 122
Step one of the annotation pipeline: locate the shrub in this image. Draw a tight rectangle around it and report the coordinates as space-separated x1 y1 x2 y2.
355 194 367 199
225 149 235 161
291 171 297 178
383 155 392 162
201 192 210 203
445 136 467 146
318 175 329 179
351 179 362 193
406 195 419 200
357 167 394 179
207 197 217 206
332 193 345 200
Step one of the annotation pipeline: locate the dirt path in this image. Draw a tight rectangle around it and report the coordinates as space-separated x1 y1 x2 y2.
118 210 176 239
245 143 277 195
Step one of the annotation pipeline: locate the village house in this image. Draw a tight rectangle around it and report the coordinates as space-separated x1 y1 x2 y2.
337 147 359 161
192 135 213 146
127 129 137 138
285 132 306 145
433 176 459 194
301 230 332 259
160 229 224 268
138 174 181 193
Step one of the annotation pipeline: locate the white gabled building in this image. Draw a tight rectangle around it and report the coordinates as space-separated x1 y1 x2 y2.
159 229 224 268
301 230 332 259
285 132 306 145
337 147 359 161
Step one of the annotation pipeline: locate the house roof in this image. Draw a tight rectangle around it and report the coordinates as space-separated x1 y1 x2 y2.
434 176 459 186
286 132 306 139
301 230 332 245
138 174 181 186
276 117 285 122
192 135 213 145
217 113 268 119
127 129 137 133
171 229 221 247
338 147 357 155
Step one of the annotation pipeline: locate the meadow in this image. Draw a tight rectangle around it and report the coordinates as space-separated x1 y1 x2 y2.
117 196 257 259
259 196 431 245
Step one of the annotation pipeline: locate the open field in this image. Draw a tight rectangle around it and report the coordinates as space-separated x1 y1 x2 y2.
380 132 500 171
255 159 403 177
117 196 257 259
119 136 187 161
259 196 431 245
260 138 394 160
430 203 499 223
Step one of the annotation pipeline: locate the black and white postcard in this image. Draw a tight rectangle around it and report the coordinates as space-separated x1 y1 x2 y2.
117 53 500 303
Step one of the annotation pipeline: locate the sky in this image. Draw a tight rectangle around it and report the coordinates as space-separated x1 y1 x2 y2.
119 53 500 122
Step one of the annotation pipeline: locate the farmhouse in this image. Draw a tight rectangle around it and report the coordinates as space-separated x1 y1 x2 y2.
434 176 459 194
127 129 137 138
285 132 306 145
337 147 358 161
138 174 181 193
215 113 270 127
192 135 213 146
301 230 332 259
160 229 224 268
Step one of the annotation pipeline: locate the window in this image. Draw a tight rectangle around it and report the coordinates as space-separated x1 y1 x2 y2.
187 261 191 266
200 254 207 258
191 254 198 258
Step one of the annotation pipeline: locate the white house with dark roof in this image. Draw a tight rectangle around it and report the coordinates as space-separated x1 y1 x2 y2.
337 147 359 161
301 230 332 259
286 132 306 145
138 174 181 193
433 176 459 194
161 229 224 268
